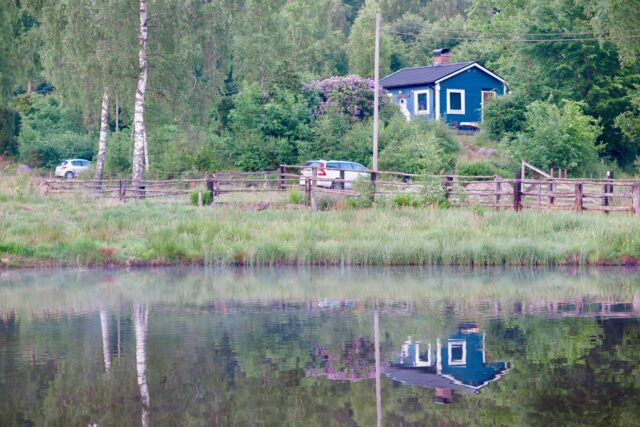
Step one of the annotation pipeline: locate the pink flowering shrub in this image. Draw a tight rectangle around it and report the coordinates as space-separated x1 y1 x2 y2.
305 75 386 121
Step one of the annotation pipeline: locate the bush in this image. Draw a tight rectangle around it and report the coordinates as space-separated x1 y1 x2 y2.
506 100 603 175
190 189 213 206
105 131 132 176
287 189 303 204
482 93 527 141
379 120 457 174
15 94 94 168
456 160 497 177
0 107 19 157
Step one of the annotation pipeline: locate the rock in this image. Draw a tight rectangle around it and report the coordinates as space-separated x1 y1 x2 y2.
16 164 32 175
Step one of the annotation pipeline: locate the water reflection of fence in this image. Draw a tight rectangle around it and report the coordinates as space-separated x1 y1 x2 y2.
40 165 640 214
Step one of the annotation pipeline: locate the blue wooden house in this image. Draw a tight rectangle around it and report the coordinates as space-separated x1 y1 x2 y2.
380 49 507 125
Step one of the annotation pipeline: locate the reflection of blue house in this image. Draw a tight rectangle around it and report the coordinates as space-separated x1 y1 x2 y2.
388 323 509 393
380 49 507 125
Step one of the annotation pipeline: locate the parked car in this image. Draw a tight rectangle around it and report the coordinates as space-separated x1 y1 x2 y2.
299 160 369 189
55 159 92 179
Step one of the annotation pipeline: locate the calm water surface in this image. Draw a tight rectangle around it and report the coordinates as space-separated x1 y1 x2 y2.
1 268 639 426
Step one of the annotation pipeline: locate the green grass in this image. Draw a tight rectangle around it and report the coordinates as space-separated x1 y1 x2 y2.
1 177 640 267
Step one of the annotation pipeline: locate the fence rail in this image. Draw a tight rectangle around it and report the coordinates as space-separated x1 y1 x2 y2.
39 165 640 215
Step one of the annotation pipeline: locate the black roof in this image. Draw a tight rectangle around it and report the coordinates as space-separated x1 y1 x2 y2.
380 62 474 89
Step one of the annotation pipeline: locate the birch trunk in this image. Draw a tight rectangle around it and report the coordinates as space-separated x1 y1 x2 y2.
100 308 111 372
143 125 149 172
134 304 150 427
131 0 148 187
94 88 109 182
115 93 119 133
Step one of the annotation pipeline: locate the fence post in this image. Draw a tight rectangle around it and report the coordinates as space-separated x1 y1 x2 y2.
442 175 453 199
603 170 613 214
370 171 378 203
278 165 285 191
513 170 522 212
547 179 555 207
206 173 214 203
197 191 203 207
305 177 311 206
339 169 345 190
632 182 640 217
575 182 584 213
310 166 317 210
494 176 501 209
119 178 126 202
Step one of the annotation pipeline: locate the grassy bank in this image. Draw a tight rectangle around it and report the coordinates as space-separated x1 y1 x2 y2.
1 179 640 267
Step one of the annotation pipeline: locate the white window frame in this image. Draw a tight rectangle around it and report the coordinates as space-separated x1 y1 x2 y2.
413 89 430 115
448 340 467 366
446 89 465 115
480 90 496 121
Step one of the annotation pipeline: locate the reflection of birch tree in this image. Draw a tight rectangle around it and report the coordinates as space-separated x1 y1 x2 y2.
134 304 150 427
99 309 111 373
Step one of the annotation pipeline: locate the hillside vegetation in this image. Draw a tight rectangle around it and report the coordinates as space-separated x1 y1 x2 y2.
0 0 638 179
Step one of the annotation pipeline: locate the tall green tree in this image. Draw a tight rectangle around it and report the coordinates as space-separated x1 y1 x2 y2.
347 1 392 77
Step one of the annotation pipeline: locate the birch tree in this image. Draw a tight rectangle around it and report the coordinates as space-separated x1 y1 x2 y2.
95 89 109 181
37 0 136 180
131 0 148 185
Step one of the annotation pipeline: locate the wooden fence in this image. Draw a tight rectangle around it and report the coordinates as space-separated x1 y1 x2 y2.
40 165 640 215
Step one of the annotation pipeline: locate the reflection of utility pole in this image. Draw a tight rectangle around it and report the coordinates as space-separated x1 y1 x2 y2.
372 12 380 172
374 308 382 427
100 309 111 373
134 304 150 427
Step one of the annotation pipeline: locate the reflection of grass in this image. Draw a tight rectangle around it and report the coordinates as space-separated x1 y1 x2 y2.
1 178 640 267
1 267 639 319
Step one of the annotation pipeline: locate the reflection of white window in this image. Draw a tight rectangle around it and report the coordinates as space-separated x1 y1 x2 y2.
446 89 465 115
448 340 467 365
414 89 430 115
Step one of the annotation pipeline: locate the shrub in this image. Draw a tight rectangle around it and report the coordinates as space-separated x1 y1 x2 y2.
0 107 19 157
506 100 603 175
482 93 527 141
456 160 497 177
287 189 303 204
304 75 385 121
379 118 458 174
190 189 213 206
105 131 132 176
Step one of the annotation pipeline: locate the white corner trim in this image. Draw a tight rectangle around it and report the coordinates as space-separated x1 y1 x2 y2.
413 89 430 115
448 340 467 366
446 89 465 115
435 62 507 85
435 84 441 120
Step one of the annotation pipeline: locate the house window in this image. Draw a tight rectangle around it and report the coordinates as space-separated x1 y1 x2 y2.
414 89 429 115
446 89 465 115
448 340 467 365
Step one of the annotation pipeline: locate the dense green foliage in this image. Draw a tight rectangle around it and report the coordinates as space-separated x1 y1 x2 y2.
0 0 638 176
506 100 602 175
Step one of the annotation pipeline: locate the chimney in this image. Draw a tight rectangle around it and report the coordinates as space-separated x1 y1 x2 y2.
432 48 451 65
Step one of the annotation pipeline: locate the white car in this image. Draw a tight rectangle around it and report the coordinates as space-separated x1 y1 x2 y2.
55 159 92 179
299 160 369 189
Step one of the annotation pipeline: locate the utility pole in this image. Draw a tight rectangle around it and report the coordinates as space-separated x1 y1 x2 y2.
372 12 380 172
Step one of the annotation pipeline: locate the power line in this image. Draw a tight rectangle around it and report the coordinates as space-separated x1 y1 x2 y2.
386 29 640 43
388 23 640 37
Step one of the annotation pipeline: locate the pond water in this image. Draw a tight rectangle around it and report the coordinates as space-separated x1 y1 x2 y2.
1 268 639 426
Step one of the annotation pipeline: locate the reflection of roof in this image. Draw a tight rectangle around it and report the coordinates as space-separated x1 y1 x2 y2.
385 367 476 394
